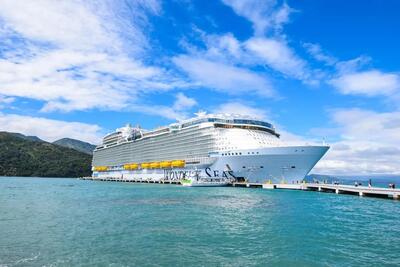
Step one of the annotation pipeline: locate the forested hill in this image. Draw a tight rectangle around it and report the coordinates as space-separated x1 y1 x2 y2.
0 132 92 177
53 138 96 155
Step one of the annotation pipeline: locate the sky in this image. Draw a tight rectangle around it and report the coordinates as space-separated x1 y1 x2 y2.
0 0 399 175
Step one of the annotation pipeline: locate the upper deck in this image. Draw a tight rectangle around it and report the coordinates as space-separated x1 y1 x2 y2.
95 113 278 151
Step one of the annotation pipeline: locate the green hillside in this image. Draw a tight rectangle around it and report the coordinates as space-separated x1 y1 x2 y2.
0 132 92 177
53 138 96 155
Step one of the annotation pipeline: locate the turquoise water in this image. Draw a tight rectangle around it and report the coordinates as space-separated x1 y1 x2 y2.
1 177 399 267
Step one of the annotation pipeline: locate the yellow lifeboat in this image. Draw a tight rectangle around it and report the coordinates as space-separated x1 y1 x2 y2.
131 163 139 170
124 163 138 170
160 161 172 168
141 162 150 169
150 162 160 169
94 166 108 172
171 160 185 168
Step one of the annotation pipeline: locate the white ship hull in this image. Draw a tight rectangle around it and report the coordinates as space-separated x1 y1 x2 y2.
92 145 328 184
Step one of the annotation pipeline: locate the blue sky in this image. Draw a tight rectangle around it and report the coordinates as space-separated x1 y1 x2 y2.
0 0 399 175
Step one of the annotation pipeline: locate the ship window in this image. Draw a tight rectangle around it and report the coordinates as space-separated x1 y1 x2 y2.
242 166 246 168
260 166 264 168
291 166 296 168
239 152 242 155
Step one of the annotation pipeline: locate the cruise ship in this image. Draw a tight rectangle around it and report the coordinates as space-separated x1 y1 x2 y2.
92 113 329 184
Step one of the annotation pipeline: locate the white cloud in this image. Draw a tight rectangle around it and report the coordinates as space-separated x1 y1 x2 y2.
245 37 309 81
334 56 371 74
0 95 15 109
214 102 269 120
219 1 310 81
312 108 400 175
0 49 164 112
221 0 292 35
173 92 197 111
202 33 242 61
173 55 275 97
0 95 14 104
303 43 337 66
0 0 181 113
130 104 189 121
330 70 400 96
302 43 400 98
0 1 108 50
0 0 160 52
0 113 103 143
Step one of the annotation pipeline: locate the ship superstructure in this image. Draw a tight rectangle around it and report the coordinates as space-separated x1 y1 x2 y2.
92 113 329 183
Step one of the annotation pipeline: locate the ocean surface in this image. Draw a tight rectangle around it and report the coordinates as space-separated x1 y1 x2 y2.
1 177 400 267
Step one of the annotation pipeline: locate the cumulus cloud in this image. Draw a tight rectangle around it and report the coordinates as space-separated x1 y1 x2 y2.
0 0 160 52
201 33 243 61
221 0 292 35
0 95 15 109
0 95 14 104
312 108 400 175
303 42 337 66
218 1 309 81
174 0 314 97
173 92 197 111
329 70 400 97
0 113 103 143
302 42 400 99
245 37 309 81
173 55 275 97
214 102 270 120
0 0 181 113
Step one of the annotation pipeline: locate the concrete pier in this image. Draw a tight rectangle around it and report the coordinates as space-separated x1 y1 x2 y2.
294 183 399 200
304 183 400 199
261 182 400 200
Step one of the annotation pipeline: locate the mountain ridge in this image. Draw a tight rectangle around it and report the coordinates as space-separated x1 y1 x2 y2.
53 138 96 155
0 132 92 177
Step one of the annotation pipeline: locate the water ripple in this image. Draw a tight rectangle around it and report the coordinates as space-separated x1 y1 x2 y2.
0 177 399 266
